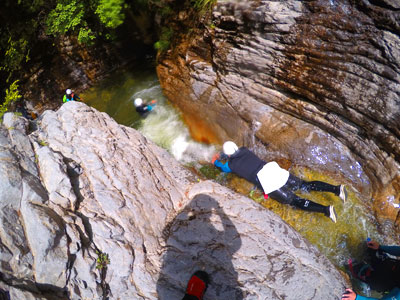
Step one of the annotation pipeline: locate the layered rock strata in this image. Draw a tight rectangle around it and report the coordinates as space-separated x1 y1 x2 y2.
156 0 400 229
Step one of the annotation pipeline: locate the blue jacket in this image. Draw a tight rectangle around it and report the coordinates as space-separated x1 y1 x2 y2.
136 104 154 116
356 288 400 300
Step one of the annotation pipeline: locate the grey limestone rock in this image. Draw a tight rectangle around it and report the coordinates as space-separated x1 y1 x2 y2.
0 104 347 299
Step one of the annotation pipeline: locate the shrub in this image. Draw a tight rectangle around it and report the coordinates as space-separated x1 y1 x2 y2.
95 0 126 29
46 1 85 37
0 80 22 118
96 251 110 270
154 27 173 52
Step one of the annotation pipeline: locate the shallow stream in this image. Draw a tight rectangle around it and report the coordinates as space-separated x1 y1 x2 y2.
81 63 384 297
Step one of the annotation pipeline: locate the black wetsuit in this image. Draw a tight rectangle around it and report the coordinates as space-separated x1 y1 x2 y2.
136 104 151 117
225 147 340 214
228 147 265 187
356 246 400 293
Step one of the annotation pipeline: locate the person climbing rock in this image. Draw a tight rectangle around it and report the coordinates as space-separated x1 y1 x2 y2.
134 98 156 117
347 239 400 294
181 271 209 300
341 287 400 300
63 89 81 103
212 141 348 223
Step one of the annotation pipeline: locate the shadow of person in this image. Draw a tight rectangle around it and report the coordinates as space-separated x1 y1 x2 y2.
156 194 243 299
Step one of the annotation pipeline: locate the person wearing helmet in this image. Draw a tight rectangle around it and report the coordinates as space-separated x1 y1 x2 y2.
63 89 81 103
212 141 348 223
134 98 157 117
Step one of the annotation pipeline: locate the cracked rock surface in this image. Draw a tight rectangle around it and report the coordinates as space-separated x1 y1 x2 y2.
0 102 346 299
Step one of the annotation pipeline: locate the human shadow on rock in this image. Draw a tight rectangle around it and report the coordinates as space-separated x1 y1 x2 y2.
157 194 243 299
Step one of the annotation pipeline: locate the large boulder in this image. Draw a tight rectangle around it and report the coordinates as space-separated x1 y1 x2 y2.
0 102 346 299
156 0 400 229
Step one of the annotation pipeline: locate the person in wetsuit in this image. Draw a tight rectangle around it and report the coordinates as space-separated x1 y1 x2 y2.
212 141 348 223
134 98 156 117
343 239 400 299
63 89 81 103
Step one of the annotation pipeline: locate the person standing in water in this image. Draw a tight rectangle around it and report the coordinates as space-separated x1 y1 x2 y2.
134 98 157 117
212 141 347 223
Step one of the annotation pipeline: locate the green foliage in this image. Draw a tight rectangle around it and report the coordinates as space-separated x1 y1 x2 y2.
78 27 96 45
95 0 126 29
0 0 44 84
96 251 110 270
154 27 173 52
44 0 128 44
1 38 30 79
46 1 86 36
0 80 22 118
191 0 217 12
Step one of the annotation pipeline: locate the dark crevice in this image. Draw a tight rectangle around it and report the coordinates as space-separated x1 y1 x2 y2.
63 158 84 211
74 212 94 247
0 272 69 300
367 0 400 12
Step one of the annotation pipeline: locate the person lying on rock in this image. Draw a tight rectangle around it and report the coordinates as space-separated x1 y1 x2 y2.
345 239 400 298
63 88 81 103
212 141 348 223
134 97 157 117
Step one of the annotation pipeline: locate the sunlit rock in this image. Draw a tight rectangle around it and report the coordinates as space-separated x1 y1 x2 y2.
0 104 347 299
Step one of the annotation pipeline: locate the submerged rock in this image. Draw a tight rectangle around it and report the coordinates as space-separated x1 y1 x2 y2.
0 103 346 299
156 0 400 233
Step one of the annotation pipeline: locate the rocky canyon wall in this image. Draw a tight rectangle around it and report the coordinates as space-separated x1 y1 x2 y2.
156 0 400 227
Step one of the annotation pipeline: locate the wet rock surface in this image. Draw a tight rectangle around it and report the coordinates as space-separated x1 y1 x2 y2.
156 0 400 229
0 103 347 299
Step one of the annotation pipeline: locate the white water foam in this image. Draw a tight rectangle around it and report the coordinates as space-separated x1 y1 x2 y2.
132 85 216 163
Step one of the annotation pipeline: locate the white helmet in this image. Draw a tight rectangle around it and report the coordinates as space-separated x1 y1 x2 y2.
223 141 238 155
134 98 143 107
66 89 72 95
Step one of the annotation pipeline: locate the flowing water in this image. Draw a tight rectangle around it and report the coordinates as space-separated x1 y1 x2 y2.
81 63 385 297
82 62 216 164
